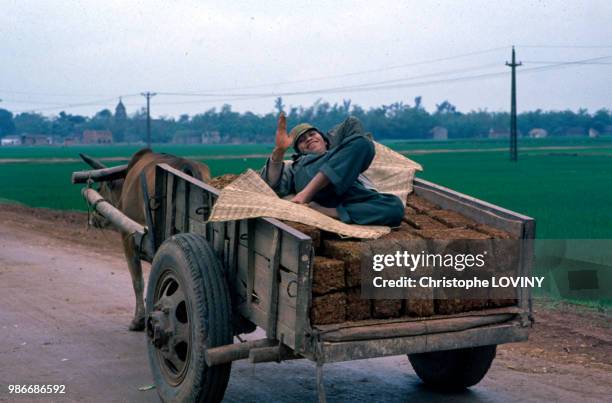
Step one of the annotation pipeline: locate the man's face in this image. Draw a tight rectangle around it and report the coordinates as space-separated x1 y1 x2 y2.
297 130 327 154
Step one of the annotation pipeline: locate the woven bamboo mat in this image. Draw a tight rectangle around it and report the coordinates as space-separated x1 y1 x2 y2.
208 142 421 239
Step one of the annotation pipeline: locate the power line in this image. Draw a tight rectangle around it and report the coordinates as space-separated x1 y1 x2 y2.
146 53 612 108
275 53 612 96
155 62 503 100
514 54 612 74
523 60 612 65
11 96 129 113
138 70 511 105
0 90 140 98
0 99 66 106
24 53 608 112
9 64 505 111
289 63 502 93
154 53 612 102
157 46 510 95
518 44 612 49
1 47 509 105
152 94 267 106
9 51 612 113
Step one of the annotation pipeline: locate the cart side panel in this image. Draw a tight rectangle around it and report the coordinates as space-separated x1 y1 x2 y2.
299 179 536 360
413 178 530 236
237 219 303 273
188 186 209 236
154 165 313 351
234 217 312 350
174 177 186 232
153 164 167 250
154 164 218 243
520 220 536 316
414 177 535 313
317 321 528 363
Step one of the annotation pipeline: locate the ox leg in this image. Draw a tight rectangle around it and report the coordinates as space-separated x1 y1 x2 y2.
122 233 145 331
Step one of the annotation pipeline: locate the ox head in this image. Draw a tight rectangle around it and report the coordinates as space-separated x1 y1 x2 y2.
79 153 124 229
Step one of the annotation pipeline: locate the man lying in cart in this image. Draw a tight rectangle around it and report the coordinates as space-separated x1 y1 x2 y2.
260 113 404 227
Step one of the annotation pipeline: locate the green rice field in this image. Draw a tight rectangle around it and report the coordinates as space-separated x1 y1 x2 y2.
2 136 611 305
1 137 611 239
1 136 612 159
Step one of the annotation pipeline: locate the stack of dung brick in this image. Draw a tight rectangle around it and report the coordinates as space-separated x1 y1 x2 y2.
207 174 518 326
209 173 239 190
286 194 517 326
309 256 347 325
404 195 518 313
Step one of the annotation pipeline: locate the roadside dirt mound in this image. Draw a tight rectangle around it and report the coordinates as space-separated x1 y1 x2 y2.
0 202 122 254
500 300 612 371
1 202 610 373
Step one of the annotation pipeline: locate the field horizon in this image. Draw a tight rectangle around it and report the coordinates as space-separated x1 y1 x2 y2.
1 136 611 239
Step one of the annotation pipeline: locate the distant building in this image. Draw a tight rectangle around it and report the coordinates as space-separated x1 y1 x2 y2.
124 131 143 144
1 135 22 146
202 131 221 144
564 127 585 137
21 134 51 145
588 128 599 138
488 128 523 139
529 128 548 138
50 136 64 145
430 126 448 140
173 130 202 144
64 136 79 146
488 129 509 139
83 130 113 144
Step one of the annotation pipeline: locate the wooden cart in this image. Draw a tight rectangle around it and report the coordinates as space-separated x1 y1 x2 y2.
78 163 535 402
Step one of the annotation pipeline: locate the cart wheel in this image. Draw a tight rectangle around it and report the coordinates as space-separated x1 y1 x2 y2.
146 234 232 403
408 345 496 390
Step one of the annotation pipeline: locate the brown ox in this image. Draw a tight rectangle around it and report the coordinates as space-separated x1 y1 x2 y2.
80 149 211 331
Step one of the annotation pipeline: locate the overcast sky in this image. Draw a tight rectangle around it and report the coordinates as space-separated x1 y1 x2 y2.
1 0 611 118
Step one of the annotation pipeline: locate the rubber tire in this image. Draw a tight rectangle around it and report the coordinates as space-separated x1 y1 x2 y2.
408 345 497 390
146 234 232 403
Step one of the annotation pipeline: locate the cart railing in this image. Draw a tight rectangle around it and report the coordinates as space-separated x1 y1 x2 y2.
153 163 315 353
79 163 534 365
413 178 536 314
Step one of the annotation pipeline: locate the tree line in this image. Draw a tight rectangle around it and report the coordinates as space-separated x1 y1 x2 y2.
1 97 611 143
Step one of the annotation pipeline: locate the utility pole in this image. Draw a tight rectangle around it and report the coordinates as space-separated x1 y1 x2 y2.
506 47 521 162
141 92 157 148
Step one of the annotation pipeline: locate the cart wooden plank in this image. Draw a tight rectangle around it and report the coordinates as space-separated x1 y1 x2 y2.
150 164 534 361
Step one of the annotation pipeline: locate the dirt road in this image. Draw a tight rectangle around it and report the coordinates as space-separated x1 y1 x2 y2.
0 203 610 402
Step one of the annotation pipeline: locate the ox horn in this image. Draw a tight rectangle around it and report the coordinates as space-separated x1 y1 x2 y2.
79 153 107 169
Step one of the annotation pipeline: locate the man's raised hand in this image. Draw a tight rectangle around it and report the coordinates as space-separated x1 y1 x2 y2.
274 112 293 152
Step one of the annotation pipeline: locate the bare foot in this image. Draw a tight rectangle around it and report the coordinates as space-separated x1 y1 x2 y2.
308 201 339 219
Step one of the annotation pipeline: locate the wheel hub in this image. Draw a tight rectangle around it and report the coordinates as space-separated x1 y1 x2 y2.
147 307 172 350
146 271 191 386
